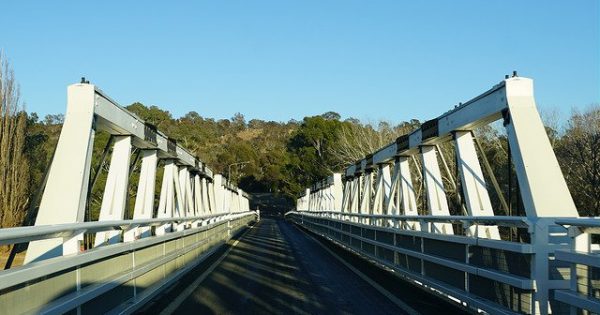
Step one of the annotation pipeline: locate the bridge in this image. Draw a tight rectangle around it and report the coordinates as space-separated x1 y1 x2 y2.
0 76 598 315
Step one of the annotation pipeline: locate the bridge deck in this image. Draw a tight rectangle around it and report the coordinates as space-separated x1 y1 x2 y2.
142 218 465 315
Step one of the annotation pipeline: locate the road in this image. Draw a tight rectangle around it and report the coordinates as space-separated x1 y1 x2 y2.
142 218 467 315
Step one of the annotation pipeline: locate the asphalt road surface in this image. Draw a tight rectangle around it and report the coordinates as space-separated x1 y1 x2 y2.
144 218 467 315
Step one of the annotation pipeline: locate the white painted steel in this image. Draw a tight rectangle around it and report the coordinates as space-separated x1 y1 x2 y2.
359 172 373 215
125 150 158 242
398 157 419 230
193 174 203 225
296 76 585 315
454 131 500 239
286 210 585 315
385 162 400 217
503 79 578 218
201 177 211 215
1 212 257 314
332 174 344 211
95 136 133 246
554 219 600 314
25 82 252 264
420 145 453 234
342 77 577 220
25 84 96 264
157 161 176 235
372 164 392 217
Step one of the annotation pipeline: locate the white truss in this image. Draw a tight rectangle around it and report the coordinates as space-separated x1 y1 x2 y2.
25 82 251 264
296 76 581 315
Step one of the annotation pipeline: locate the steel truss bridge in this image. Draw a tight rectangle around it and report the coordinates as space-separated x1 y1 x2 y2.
0 76 598 315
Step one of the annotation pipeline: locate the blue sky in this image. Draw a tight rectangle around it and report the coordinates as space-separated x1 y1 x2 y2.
1 1 598 123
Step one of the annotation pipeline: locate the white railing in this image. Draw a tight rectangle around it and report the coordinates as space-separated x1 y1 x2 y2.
0 210 258 314
554 218 600 314
286 210 576 315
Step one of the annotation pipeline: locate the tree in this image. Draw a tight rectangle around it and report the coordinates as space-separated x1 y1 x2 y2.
287 115 343 188
0 55 30 236
556 105 600 216
329 119 419 167
321 111 341 120
127 102 173 129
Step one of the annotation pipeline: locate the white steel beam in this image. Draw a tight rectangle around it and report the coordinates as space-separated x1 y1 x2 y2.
376 165 392 215
156 161 176 235
202 178 211 215
193 174 203 226
420 146 453 234
341 181 351 212
213 175 225 213
385 161 400 216
95 136 133 246
454 131 500 239
125 150 158 242
25 84 96 264
208 179 216 215
350 177 360 214
332 174 344 211
503 79 578 218
359 172 372 215
180 167 195 218
93 86 209 175
172 166 186 231
398 156 419 230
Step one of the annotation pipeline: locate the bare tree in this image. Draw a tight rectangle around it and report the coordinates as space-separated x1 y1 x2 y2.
330 120 418 167
540 107 562 148
556 105 600 216
0 54 29 238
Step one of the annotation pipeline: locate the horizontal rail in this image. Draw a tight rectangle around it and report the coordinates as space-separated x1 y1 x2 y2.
553 217 600 313
0 211 255 245
290 210 532 228
556 217 600 233
304 217 535 289
0 212 257 314
287 212 540 313
289 211 600 314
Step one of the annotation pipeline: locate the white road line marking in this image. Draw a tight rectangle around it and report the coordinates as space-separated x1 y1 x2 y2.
159 224 255 315
297 226 421 315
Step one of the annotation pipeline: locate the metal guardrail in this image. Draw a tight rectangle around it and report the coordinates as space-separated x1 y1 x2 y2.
286 210 578 315
0 211 258 315
554 219 600 314
0 213 233 246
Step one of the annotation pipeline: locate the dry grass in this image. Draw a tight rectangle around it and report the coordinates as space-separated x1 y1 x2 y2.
0 251 25 269
237 128 263 141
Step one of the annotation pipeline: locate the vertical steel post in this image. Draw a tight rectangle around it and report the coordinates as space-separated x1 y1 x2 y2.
25 84 96 263
420 145 453 234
